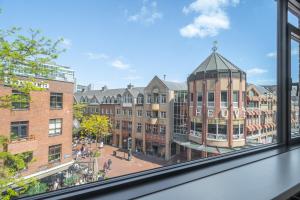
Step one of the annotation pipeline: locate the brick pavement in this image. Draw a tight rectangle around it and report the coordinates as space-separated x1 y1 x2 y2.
76 144 168 178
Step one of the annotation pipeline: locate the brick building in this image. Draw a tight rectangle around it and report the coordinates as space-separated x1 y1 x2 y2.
0 63 75 177
74 76 187 160
245 84 277 144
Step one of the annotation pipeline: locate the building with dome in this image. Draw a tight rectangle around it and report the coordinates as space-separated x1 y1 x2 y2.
172 47 247 160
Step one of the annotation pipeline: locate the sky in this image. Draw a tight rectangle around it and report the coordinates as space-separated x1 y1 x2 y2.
0 0 281 89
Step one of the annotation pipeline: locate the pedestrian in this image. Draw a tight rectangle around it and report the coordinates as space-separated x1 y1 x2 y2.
107 159 112 170
103 161 108 173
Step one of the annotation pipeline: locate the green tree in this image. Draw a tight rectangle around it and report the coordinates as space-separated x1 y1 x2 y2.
0 27 64 108
81 115 111 147
0 136 36 200
0 9 65 199
73 103 87 122
73 103 87 137
26 181 48 196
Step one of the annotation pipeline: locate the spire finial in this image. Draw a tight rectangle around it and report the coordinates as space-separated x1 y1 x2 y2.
212 40 218 52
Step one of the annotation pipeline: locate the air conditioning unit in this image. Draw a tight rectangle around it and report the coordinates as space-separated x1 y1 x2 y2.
208 109 214 117
221 109 228 118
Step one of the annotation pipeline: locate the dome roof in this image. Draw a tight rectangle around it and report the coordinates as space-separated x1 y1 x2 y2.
188 51 246 82
191 52 245 75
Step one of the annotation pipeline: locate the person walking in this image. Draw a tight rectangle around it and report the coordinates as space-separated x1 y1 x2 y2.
107 159 112 170
103 161 108 174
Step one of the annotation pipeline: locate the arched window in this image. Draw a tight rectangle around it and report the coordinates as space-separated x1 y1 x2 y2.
137 94 144 104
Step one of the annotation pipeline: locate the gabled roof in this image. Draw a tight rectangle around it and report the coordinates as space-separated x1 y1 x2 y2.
146 76 187 91
249 84 270 95
161 80 187 91
127 87 145 98
191 52 245 75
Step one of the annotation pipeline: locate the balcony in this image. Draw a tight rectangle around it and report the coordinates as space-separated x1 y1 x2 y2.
149 117 158 124
122 103 132 107
145 134 165 144
8 135 38 154
151 103 160 111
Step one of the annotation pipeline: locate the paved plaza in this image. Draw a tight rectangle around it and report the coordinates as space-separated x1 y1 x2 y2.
76 144 168 178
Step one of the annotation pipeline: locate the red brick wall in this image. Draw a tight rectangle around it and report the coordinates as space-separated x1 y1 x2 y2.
0 78 74 175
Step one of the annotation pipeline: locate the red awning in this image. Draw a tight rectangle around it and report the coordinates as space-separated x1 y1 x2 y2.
246 125 253 132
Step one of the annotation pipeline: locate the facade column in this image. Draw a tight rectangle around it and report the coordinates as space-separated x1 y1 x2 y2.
202 80 207 145
165 141 171 160
187 147 192 161
228 75 233 148
176 143 181 154
119 121 123 149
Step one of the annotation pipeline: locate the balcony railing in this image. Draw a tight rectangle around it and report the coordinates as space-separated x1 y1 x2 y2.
122 103 132 107
207 133 227 140
8 135 38 154
233 134 245 140
9 135 35 143
221 102 228 107
190 130 202 137
207 102 215 107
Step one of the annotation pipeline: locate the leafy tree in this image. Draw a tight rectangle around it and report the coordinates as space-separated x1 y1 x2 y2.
0 27 64 108
26 181 48 196
73 103 87 122
0 8 65 199
0 136 36 200
81 115 111 147
73 103 87 137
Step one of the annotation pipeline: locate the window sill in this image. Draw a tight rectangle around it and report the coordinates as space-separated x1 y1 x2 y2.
50 108 63 110
20 143 300 200
49 134 62 137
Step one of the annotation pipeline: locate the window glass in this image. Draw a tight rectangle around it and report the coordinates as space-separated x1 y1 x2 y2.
208 92 214 107
49 119 62 136
11 90 29 110
48 144 62 163
233 91 239 108
11 121 29 139
0 0 278 198
50 93 63 109
221 91 228 107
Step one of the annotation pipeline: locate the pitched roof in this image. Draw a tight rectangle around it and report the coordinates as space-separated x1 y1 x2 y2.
191 52 245 75
161 80 187 91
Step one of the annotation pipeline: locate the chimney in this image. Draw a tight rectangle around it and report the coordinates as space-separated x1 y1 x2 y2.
163 74 166 80
101 85 108 91
127 83 134 89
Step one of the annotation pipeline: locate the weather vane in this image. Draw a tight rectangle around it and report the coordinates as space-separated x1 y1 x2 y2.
212 40 218 52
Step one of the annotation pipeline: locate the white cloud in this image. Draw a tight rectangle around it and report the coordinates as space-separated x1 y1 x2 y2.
128 0 162 25
266 52 276 58
61 38 72 48
85 52 109 60
267 48 298 58
112 59 130 70
246 68 268 76
180 0 239 38
123 75 142 80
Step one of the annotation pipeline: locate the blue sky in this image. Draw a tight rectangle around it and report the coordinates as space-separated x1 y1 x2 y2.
0 0 279 88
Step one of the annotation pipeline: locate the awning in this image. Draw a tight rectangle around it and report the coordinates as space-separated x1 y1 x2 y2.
253 124 259 130
23 161 74 180
246 125 253 132
257 125 262 130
